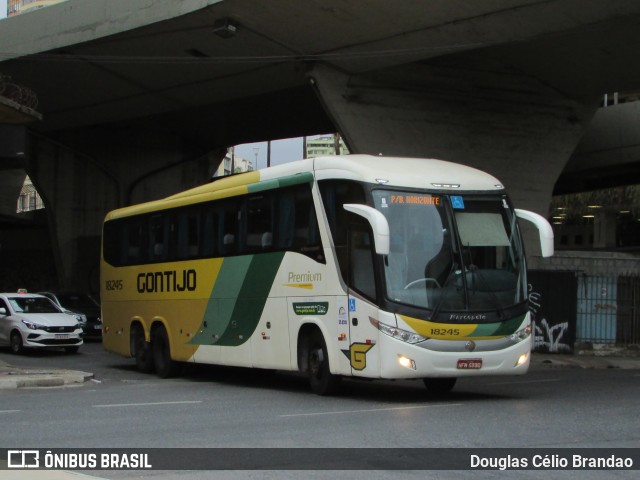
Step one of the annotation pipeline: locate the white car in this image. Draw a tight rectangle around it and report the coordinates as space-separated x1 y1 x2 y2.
0 293 84 354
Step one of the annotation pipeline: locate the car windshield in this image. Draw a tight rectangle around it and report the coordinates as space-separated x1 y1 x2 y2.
373 190 527 314
9 297 62 314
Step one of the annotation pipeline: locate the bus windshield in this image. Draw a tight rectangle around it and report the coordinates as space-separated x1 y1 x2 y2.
372 190 527 316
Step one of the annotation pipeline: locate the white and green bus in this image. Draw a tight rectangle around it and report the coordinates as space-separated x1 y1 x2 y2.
101 155 553 395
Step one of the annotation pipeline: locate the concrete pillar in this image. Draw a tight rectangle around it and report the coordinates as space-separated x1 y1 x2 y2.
593 209 617 249
27 128 225 292
309 63 600 257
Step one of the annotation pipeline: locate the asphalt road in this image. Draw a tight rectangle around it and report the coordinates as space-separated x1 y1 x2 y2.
1 341 639 480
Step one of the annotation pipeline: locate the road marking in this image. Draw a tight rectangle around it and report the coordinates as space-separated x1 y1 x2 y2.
280 403 461 418
93 400 202 408
0 410 21 414
486 378 561 386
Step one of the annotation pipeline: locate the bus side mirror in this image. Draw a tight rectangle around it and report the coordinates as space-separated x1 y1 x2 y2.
515 209 554 257
343 204 390 255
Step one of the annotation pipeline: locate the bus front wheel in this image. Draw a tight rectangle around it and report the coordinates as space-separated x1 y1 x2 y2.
152 326 180 378
423 377 456 395
308 331 341 395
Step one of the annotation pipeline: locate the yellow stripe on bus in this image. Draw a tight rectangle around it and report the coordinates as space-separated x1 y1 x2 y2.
399 314 504 341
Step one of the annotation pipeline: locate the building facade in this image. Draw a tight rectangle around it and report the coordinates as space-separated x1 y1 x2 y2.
305 134 349 158
212 150 253 177
7 0 66 16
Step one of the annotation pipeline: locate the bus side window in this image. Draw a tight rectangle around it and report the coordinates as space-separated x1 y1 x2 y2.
127 218 145 265
349 226 377 300
176 210 201 260
318 180 366 278
201 208 217 258
219 201 238 256
277 189 295 249
241 194 274 253
149 214 169 262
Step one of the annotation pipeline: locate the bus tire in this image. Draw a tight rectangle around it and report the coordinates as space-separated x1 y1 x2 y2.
133 325 154 373
423 377 456 395
308 330 341 395
152 325 180 378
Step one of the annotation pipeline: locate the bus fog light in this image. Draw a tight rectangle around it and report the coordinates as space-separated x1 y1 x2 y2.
398 355 416 370
515 353 528 367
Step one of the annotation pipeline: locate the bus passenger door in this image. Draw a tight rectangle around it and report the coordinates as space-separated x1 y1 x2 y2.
346 226 381 378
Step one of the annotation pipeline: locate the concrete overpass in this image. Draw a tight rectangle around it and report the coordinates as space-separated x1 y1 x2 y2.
1 0 640 290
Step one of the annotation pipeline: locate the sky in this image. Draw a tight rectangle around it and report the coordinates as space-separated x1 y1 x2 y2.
0 1 6 19
234 137 307 170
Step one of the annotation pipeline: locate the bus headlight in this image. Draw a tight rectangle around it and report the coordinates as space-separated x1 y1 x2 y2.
370 318 428 344
510 325 532 343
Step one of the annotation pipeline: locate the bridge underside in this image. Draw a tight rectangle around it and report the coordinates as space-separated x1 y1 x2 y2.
2 0 640 290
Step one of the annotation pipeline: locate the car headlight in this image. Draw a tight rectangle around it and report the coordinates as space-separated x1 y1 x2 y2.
21 319 46 330
75 315 86 324
370 318 428 344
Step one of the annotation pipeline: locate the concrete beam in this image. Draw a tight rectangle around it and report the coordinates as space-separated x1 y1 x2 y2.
27 129 224 291
309 62 599 256
556 101 640 193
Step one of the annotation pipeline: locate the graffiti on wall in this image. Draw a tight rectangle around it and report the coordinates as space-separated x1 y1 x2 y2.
528 271 577 353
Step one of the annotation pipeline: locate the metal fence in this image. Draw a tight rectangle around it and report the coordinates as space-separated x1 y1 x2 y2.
529 271 640 352
577 274 640 345
617 276 640 345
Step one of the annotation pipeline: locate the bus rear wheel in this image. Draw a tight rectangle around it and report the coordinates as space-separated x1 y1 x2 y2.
133 326 154 373
308 331 341 395
423 377 456 395
152 326 180 378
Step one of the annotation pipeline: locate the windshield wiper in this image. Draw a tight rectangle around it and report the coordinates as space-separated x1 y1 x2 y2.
428 262 458 321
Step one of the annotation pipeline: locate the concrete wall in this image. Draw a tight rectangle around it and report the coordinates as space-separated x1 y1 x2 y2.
27 128 223 291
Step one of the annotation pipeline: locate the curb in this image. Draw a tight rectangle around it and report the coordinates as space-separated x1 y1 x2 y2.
0 368 94 389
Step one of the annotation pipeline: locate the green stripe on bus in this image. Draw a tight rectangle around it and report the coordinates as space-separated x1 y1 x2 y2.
216 252 285 346
190 253 285 347
470 314 527 337
190 256 252 346
247 172 314 193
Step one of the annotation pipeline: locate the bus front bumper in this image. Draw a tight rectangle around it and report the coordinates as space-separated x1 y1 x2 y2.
378 333 532 379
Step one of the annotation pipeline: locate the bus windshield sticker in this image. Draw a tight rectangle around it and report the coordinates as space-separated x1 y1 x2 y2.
451 196 465 209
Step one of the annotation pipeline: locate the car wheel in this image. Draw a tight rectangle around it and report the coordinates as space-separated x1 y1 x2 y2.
10 331 24 355
152 326 181 378
308 330 341 395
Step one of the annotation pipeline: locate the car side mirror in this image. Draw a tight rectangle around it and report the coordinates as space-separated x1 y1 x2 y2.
0 307 6 315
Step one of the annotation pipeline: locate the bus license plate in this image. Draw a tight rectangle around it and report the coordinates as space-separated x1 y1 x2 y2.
457 359 482 369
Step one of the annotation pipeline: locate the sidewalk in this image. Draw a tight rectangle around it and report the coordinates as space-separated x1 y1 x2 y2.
0 359 93 389
531 351 640 370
